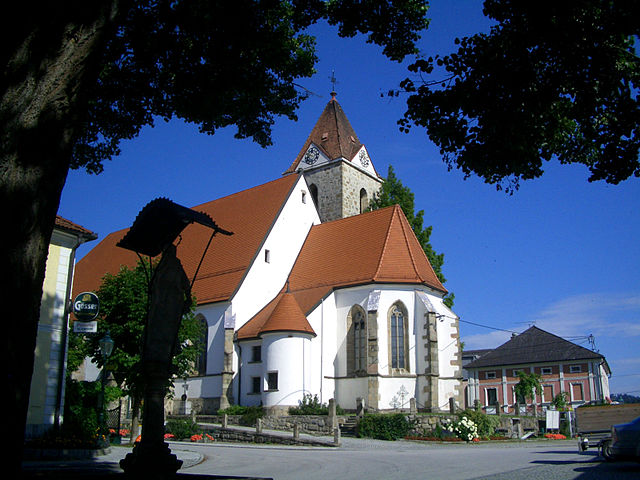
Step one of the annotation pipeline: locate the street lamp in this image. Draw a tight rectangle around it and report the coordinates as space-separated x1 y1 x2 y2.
98 330 114 431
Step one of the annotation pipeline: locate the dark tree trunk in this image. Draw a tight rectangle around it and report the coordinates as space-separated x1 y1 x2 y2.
0 2 119 475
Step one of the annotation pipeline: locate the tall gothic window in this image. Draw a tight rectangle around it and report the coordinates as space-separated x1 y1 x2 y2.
389 303 408 371
347 305 367 374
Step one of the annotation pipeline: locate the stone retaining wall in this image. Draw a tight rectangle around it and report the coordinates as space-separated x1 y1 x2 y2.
200 425 334 447
189 411 540 439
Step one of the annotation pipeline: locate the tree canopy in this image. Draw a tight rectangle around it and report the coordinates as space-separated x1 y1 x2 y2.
398 0 640 192
68 260 205 397
369 165 453 307
514 371 542 403
64 0 430 174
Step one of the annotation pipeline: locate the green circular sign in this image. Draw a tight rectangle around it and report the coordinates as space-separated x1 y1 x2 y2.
73 292 100 321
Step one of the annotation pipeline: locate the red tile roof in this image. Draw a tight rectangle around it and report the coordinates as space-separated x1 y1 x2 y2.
289 204 446 293
72 174 300 304
237 205 446 340
237 292 316 340
285 94 380 178
55 216 97 240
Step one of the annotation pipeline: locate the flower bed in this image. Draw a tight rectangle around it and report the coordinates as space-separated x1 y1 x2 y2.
544 433 567 440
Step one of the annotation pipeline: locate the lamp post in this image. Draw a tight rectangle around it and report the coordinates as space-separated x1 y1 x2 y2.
98 330 114 431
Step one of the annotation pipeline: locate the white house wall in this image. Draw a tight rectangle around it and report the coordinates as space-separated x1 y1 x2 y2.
231 175 320 330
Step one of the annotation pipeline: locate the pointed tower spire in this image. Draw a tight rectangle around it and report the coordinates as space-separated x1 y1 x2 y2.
285 94 363 173
285 94 383 223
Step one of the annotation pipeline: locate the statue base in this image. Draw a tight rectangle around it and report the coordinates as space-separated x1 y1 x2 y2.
120 440 182 477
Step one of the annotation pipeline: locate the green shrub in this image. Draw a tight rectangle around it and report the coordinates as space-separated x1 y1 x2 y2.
456 409 499 437
217 404 251 416
217 405 264 426
165 419 201 440
289 394 346 415
240 406 264 426
358 414 411 440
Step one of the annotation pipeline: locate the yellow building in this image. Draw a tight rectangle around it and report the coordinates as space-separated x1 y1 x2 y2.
26 216 96 438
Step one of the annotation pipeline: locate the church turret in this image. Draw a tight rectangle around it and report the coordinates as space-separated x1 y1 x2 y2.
285 93 383 222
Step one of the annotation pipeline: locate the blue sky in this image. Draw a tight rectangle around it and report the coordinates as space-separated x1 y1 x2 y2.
58 1 640 396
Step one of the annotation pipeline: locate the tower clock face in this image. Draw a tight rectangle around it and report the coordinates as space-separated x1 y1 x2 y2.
304 146 320 165
359 150 369 167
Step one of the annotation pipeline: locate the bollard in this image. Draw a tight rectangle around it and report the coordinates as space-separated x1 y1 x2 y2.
329 398 338 429
256 418 263 434
293 423 300 440
222 413 228 428
333 427 341 447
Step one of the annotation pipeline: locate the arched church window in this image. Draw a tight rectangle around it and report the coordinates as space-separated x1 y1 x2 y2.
194 314 208 376
359 188 368 214
347 305 367 374
388 302 409 371
309 183 318 207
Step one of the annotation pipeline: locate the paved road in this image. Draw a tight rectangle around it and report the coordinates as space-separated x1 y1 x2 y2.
22 437 640 479
178 438 639 480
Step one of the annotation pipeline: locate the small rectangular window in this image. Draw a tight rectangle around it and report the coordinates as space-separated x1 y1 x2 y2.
302 191 307 203
541 367 552 375
251 345 261 363
264 249 270 263
267 371 278 391
512 369 523 377
485 371 496 379
486 388 498 406
251 376 261 394
570 365 582 373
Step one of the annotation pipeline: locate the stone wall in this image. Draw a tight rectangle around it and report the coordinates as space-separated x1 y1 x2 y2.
195 414 336 435
200 425 334 447
192 411 540 439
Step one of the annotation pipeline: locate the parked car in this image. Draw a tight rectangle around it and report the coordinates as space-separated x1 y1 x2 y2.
606 416 640 462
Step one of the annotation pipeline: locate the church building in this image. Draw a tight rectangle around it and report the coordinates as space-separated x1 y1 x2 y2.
73 93 463 414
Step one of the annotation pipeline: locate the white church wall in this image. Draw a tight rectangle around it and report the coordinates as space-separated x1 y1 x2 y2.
261 333 313 408
183 375 222 399
379 376 418 411
231 175 320 330
306 292 338 405
335 377 368 409
183 302 228 400
437 315 459 379
197 302 228 375
237 340 263 407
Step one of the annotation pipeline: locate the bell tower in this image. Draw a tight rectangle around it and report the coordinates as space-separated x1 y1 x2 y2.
284 92 383 223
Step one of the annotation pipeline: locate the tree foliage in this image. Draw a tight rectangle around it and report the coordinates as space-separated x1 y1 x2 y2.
514 371 542 403
399 0 640 192
369 165 453 306
68 260 205 398
64 0 430 174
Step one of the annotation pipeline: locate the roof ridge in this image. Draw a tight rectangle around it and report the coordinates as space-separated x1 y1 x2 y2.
394 205 422 280
373 206 398 280
193 173 298 209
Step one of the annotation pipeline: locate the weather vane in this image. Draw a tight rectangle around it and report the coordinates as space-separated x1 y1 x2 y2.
329 70 338 95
